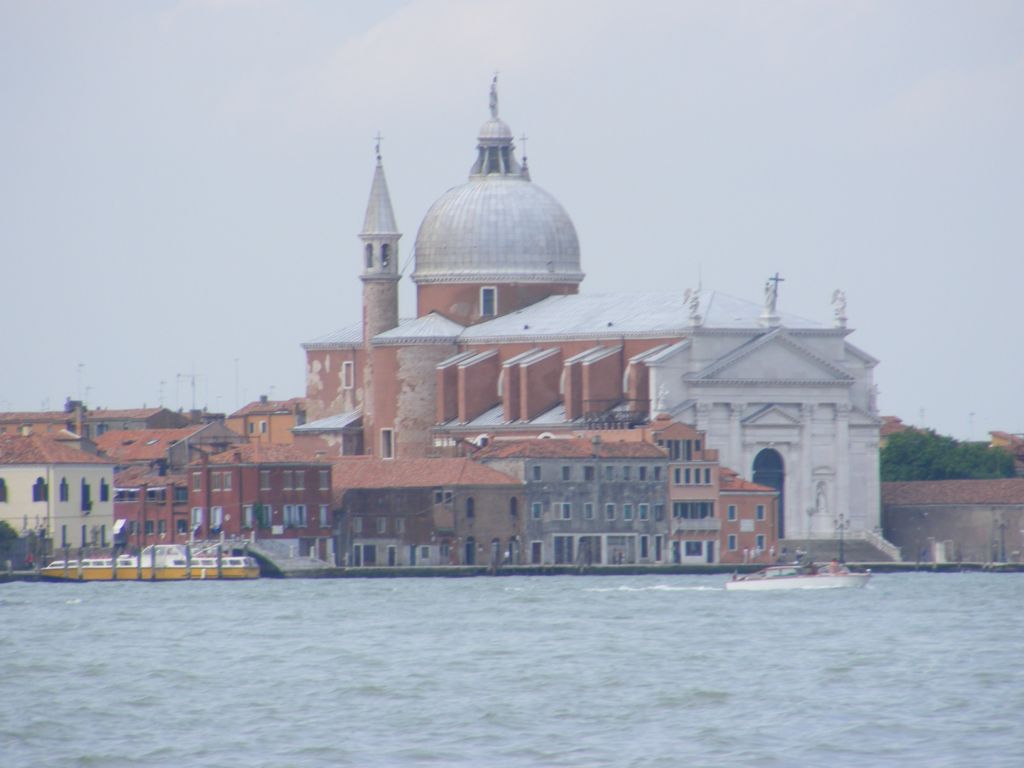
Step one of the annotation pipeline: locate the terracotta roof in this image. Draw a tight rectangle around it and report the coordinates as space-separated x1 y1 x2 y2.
474 438 667 460
229 397 305 418
882 479 1024 506
87 408 170 421
201 443 326 466
331 457 519 494
0 410 75 425
0 434 114 465
719 468 777 493
880 415 914 437
95 427 204 462
114 465 188 488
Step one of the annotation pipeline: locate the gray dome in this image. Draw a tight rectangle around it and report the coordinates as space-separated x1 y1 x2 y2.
412 176 583 285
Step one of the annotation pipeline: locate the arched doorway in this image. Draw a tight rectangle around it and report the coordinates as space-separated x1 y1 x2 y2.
464 536 476 565
753 448 785 538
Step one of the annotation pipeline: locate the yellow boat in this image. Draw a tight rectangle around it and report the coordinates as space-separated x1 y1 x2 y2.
40 544 260 581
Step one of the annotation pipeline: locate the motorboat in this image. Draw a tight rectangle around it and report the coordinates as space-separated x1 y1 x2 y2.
724 561 870 591
39 544 260 581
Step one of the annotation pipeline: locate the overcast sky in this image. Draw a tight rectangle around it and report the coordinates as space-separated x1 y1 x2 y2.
1 1 1021 440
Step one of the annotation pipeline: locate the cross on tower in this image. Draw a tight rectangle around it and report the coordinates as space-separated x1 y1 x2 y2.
374 131 384 160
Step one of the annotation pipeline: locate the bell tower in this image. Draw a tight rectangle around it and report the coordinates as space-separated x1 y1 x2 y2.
360 140 401 345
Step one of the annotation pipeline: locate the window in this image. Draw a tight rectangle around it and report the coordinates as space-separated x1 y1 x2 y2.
260 470 271 491
296 504 307 527
640 535 649 559
157 520 166 535
32 477 47 502
176 519 188 534
59 478 69 502
380 243 390 267
395 517 405 533
365 242 373 268
174 486 187 503
581 465 593 481
623 504 634 521
259 421 268 434
623 466 631 481
191 507 204 528
685 541 703 556
243 505 254 528
704 468 711 484
638 466 647 481
320 505 329 527
295 470 305 491
222 472 232 492
193 472 201 492
0 478 5 503
531 465 541 481
561 466 571 481
353 517 363 533
319 470 330 490
756 534 766 551
654 504 665 521
420 545 430 560
728 505 737 521
728 534 737 551
481 286 497 317
376 517 387 534
605 503 616 520
283 470 293 490
684 468 691 484
531 502 542 520
211 506 225 531
381 429 394 459
80 479 92 512
756 504 766 521
212 472 222 492
99 478 109 502
584 502 594 520
342 361 355 390
653 467 662 481
604 466 614 481
638 503 649 520
673 468 681 485
466 497 475 518
558 502 571 520
248 422 255 434
673 502 714 519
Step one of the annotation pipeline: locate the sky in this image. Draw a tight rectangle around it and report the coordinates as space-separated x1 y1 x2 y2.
1 0 1021 440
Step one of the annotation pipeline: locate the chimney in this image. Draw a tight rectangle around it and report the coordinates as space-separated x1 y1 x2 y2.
259 394 269 404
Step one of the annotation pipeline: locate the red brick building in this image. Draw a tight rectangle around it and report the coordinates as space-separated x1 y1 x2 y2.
188 444 334 560
331 457 521 567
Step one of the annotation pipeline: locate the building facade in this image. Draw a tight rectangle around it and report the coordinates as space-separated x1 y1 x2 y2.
302 81 883 547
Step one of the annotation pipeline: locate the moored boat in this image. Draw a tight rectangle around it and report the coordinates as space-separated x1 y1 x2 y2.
724 561 870 591
40 544 260 581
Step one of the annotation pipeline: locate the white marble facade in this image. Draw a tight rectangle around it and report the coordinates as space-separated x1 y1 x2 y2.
648 324 881 539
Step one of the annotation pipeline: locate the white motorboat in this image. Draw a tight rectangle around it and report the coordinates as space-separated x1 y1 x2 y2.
725 562 871 591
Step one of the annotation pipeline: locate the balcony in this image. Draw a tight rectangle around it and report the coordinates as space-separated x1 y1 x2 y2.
672 518 721 532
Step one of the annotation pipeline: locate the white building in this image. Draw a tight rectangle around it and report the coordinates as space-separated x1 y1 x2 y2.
0 433 115 551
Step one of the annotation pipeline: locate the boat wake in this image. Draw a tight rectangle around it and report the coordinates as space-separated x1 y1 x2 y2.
585 584 721 593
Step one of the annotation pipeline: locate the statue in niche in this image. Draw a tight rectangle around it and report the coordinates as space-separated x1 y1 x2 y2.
815 481 828 518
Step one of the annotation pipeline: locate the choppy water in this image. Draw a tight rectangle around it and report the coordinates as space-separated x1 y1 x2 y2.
2 573 1022 767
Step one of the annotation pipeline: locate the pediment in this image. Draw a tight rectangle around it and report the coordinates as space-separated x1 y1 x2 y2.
689 329 853 384
742 404 801 427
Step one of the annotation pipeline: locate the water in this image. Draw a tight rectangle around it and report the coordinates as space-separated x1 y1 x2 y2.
2 573 1022 767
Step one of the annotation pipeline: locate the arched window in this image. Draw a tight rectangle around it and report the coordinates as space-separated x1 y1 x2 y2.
753 448 785 537
0 478 7 503
32 477 47 502
58 478 69 502
365 243 373 268
380 243 390 268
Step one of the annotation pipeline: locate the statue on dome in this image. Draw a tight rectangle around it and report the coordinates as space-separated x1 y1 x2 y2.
763 273 783 315
489 74 499 119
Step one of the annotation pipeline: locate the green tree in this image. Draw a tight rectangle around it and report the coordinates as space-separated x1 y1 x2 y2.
881 429 1016 481
0 520 17 543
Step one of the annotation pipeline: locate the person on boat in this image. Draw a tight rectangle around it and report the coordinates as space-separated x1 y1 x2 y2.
828 558 843 575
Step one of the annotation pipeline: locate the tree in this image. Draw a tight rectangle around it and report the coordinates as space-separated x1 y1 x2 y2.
0 520 17 543
881 429 1016 481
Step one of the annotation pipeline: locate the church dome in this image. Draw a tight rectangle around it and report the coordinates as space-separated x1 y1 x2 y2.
412 81 583 286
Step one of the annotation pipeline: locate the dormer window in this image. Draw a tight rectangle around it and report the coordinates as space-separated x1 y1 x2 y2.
481 287 496 317
365 243 373 268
